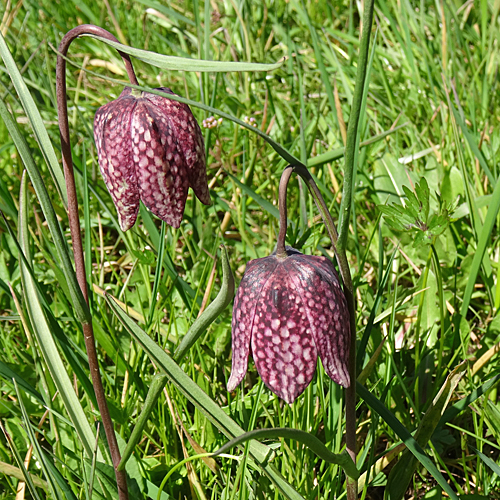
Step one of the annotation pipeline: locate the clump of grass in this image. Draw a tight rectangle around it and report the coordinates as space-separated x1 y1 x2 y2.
0 0 499 499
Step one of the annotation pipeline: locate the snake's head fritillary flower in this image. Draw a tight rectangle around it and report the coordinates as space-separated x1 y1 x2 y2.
94 87 210 231
227 247 350 404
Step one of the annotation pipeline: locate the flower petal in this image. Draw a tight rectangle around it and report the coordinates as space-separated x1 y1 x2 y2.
145 88 211 205
250 260 318 404
228 257 277 392
131 100 189 228
94 88 139 231
288 255 350 387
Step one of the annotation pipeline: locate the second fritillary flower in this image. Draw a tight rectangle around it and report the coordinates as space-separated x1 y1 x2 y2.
228 247 350 404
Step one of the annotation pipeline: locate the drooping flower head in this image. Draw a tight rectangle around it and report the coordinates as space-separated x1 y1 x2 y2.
228 247 350 404
228 167 351 404
94 87 210 230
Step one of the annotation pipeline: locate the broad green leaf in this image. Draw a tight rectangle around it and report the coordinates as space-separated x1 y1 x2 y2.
401 185 421 220
415 177 430 221
378 205 415 230
373 154 415 206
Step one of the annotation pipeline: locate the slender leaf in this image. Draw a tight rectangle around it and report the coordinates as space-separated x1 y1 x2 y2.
17 172 98 459
357 382 459 500
213 427 359 479
460 176 500 321
86 34 285 72
0 33 67 204
175 246 235 361
0 97 90 324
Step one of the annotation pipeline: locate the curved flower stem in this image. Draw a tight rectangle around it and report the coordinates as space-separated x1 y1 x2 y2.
276 167 294 256
281 164 357 497
56 25 139 500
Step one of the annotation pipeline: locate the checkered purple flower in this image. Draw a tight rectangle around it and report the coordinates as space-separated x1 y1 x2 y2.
228 247 350 404
94 87 210 231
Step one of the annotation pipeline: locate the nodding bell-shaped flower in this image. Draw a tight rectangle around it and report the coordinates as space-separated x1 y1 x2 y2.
228 166 351 404
94 87 211 231
227 246 350 404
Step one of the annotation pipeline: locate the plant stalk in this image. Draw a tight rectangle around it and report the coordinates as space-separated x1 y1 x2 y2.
336 0 375 495
56 24 139 500
281 165 357 495
276 167 294 256
337 0 376 254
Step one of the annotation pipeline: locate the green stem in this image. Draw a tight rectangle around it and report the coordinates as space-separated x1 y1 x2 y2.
431 244 446 376
335 2 375 495
337 0 376 254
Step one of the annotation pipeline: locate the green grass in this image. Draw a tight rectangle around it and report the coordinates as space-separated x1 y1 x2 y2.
0 0 500 498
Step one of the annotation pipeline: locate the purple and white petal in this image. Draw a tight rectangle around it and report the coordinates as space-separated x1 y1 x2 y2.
251 259 318 404
94 89 139 231
145 88 211 205
228 257 277 392
288 255 350 388
131 101 189 228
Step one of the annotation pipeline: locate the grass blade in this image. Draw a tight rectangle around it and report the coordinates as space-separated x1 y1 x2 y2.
357 382 459 500
385 365 465 500
460 172 500 332
86 34 285 72
174 246 235 362
17 171 98 459
0 97 90 324
0 33 67 204
0 420 43 500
